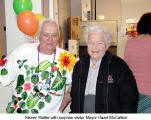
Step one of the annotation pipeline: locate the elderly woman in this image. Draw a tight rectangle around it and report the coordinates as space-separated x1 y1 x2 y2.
70 24 139 113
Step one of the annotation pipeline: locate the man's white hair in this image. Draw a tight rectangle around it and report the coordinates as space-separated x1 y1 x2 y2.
36 18 60 38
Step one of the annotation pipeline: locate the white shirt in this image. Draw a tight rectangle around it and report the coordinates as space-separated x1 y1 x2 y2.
85 58 102 95
0 43 76 113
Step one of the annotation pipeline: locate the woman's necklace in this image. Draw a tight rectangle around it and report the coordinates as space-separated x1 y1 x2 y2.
37 45 56 87
91 60 97 69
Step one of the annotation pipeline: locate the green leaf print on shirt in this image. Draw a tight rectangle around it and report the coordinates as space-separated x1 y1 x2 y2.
38 101 45 109
7 58 70 113
13 97 21 105
24 65 36 78
39 93 45 98
24 65 29 69
17 59 27 69
26 70 30 76
6 102 15 113
16 86 23 94
51 71 66 91
26 93 40 109
35 60 51 73
16 75 25 88
45 95 52 103
22 109 29 113
62 69 66 76
22 92 28 100
24 65 31 76
41 71 49 80
33 86 39 92
31 74 39 84
1 68 8 75
25 76 30 82
46 78 50 84
19 101 26 109
30 66 35 74
31 109 39 114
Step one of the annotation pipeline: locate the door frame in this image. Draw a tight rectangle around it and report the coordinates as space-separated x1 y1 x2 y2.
0 0 7 58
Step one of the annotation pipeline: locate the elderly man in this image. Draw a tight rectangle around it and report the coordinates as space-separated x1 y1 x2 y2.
0 19 76 113
70 24 139 113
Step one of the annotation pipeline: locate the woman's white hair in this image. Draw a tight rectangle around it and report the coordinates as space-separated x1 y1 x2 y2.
36 18 60 38
84 24 112 46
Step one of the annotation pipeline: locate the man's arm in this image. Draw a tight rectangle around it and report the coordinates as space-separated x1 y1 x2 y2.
59 86 72 112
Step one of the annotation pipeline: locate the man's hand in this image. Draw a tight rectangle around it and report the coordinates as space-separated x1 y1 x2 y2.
59 87 71 112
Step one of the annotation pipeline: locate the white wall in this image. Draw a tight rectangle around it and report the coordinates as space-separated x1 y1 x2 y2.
5 0 42 55
49 0 54 19
5 0 25 55
0 0 42 113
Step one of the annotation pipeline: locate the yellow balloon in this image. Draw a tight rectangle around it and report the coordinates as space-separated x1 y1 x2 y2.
34 13 45 37
35 13 45 22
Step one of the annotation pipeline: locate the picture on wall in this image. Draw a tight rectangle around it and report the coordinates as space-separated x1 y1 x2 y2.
126 23 138 38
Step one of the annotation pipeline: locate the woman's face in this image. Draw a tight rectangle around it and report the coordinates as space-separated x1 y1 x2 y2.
87 32 108 60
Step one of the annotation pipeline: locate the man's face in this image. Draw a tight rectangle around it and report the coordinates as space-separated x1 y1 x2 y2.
87 32 107 60
39 22 59 55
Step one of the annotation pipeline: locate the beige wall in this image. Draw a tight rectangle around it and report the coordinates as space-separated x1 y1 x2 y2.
71 0 151 58
71 0 82 17
58 0 71 49
96 0 121 21
119 0 151 58
95 0 121 58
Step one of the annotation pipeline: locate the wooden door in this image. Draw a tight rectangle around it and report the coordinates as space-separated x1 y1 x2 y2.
0 0 7 58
